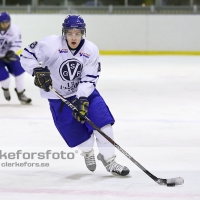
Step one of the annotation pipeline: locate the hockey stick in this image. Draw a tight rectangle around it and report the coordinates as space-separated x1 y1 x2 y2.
49 86 184 187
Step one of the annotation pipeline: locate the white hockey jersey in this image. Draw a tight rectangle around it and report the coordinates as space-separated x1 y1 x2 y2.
0 23 22 57
20 35 101 99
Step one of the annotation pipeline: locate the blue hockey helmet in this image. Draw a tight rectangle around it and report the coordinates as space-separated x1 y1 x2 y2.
0 12 11 23
0 12 11 31
62 15 86 36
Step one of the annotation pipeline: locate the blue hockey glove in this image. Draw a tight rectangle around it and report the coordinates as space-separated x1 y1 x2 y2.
33 66 52 92
72 97 89 123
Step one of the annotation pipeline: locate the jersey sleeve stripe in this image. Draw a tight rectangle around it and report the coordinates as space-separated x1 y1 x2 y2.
86 75 99 78
80 81 96 87
10 45 21 47
24 48 38 60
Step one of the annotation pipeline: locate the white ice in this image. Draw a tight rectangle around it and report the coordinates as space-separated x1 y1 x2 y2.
0 56 200 200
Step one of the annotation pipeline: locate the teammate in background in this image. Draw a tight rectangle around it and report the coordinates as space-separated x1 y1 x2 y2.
0 12 31 104
20 15 130 176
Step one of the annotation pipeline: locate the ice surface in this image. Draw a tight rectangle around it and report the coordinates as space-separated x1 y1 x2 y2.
0 56 200 200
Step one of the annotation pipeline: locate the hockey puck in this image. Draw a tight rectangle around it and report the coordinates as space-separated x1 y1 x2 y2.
167 183 175 187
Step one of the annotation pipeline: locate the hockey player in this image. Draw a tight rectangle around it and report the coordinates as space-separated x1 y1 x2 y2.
0 12 31 104
20 15 130 176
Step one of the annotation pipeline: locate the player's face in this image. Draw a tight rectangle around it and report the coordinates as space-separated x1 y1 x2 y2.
66 29 82 49
0 22 10 30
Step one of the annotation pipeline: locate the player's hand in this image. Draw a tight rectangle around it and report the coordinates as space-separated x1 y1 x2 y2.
33 66 52 92
72 97 89 123
3 50 18 63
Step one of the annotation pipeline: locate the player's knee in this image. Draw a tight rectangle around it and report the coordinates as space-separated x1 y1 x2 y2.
94 124 114 144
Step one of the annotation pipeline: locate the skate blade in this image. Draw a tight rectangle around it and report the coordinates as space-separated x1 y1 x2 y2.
20 101 32 105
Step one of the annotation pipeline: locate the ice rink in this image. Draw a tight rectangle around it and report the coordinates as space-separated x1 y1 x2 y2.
0 56 200 200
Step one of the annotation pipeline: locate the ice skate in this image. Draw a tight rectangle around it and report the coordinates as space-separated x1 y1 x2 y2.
97 153 130 176
2 87 11 101
14 88 32 104
81 149 96 172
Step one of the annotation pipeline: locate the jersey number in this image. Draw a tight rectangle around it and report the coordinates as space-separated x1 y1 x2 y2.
29 41 38 49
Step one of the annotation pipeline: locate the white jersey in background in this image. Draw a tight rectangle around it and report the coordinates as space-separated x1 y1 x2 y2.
20 35 101 99
0 24 22 57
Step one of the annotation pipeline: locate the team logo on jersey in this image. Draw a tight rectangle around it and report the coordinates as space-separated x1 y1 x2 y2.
0 39 8 49
59 58 83 81
58 48 68 53
79 52 90 58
